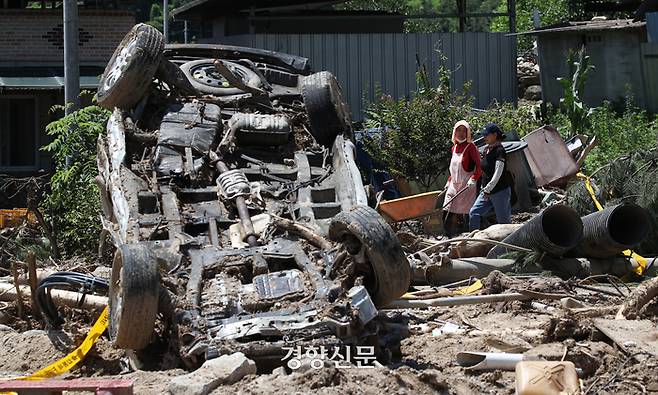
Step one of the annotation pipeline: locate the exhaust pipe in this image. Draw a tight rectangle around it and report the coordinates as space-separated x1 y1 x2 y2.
567 203 650 258
487 204 583 258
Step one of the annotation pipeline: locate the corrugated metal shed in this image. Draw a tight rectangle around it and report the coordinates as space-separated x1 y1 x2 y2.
648 12 658 42
519 19 645 34
220 33 517 119
519 19 655 112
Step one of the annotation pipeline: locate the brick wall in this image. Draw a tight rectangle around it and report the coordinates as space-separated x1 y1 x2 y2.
0 9 135 65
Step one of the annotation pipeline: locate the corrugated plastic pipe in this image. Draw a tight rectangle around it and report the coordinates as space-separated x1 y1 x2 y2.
567 203 650 258
487 204 583 258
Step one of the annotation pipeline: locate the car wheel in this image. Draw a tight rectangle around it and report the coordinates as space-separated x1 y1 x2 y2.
301 71 353 147
329 205 411 306
179 59 262 96
97 23 164 110
109 244 160 350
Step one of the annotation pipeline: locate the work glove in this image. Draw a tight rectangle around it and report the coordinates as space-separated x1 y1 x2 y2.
466 178 477 188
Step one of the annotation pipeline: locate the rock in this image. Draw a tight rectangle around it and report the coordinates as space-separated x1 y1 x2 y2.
519 74 540 87
271 366 288 377
418 369 449 390
0 324 13 331
0 310 12 325
92 266 112 280
293 357 327 374
524 85 542 101
168 352 256 395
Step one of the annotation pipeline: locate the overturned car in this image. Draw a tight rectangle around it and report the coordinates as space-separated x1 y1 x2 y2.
95 24 411 368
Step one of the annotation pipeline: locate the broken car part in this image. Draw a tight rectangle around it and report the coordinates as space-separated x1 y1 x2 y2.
97 23 164 110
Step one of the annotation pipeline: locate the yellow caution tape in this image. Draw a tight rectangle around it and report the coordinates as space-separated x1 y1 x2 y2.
13 306 109 381
453 279 483 295
576 173 647 275
577 173 604 211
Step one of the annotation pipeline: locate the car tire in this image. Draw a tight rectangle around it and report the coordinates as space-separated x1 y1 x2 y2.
97 23 164 110
109 244 160 350
329 205 411 306
179 59 262 96
301 71 353 147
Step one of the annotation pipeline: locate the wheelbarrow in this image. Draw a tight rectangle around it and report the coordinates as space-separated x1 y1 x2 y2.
377 186 470 222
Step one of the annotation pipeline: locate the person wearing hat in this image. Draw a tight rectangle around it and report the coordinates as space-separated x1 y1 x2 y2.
443 120 481 236
469 123 513 231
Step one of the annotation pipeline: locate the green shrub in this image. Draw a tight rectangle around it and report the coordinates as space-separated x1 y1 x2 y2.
582 101 658 172
557 46 594 136
362 63 472 191
43 105 110 257
468 102 544 137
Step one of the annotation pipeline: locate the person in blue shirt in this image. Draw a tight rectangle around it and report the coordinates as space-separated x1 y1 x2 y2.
469 123 513 231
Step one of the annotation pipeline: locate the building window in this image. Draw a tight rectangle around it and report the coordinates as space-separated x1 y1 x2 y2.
0 97 38 169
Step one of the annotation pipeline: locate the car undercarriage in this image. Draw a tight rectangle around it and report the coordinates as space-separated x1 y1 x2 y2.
95 23 411 369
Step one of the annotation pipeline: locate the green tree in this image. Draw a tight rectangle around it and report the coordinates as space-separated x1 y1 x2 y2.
43 104 110 256
362 60 472 191
490 0 571 51
340 0 506 33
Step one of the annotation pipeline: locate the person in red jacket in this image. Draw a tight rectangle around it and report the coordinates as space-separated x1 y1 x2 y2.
443 120 482 236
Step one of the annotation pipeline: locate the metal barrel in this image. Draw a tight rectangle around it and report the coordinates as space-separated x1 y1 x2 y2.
487 204 583 258
567 203 650 258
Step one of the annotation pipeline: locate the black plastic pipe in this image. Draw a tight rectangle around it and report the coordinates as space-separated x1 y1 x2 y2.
567 203 650 258
487 204 583 258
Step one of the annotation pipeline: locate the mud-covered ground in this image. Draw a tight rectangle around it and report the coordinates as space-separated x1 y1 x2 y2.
1 287 657 394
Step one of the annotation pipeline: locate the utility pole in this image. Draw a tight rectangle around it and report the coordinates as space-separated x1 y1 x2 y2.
163 0 169 44
184 20 188 44
533 9 541 29
63 0 80 115
507 0 516 33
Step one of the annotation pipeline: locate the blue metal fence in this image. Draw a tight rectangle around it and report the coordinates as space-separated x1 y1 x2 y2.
218 33 518 119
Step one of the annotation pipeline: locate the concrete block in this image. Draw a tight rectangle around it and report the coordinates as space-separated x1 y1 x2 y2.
169 352 256 395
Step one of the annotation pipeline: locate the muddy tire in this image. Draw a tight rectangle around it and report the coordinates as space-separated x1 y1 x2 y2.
329 205 411 306
301 71 353 147
180 59 262 96
109 244 159 350
97 24 164 110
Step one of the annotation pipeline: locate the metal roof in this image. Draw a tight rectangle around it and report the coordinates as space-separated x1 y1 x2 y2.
515 19 646 35
0 67 103 90
172 0 346 19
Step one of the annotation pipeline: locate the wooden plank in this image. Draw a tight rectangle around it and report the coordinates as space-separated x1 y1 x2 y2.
593 318 658 358
0 379 133 394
